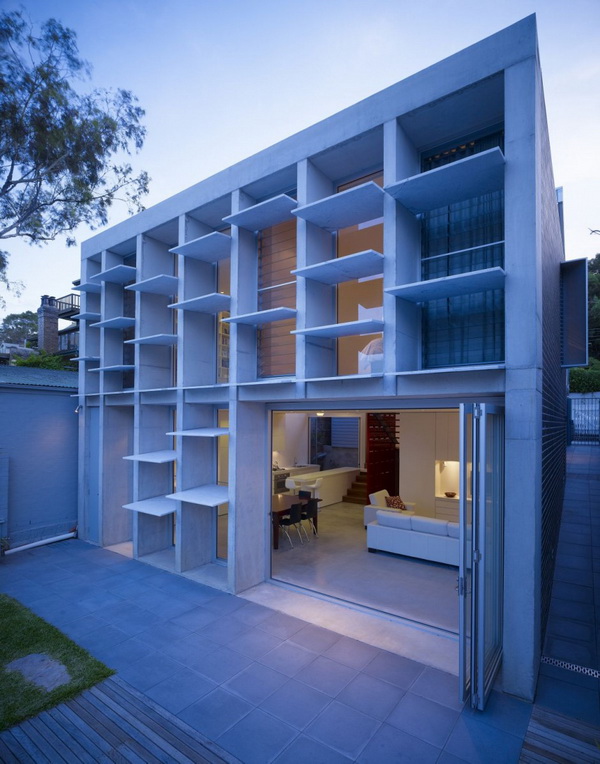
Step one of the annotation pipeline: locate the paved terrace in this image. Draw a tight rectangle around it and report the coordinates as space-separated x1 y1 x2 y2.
1 444 599 762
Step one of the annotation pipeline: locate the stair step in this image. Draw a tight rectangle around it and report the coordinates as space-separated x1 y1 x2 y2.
346 488 368 498
342 495 366 505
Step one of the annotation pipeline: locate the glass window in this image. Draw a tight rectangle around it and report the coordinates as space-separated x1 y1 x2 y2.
336 171 383 375
258 220 296 377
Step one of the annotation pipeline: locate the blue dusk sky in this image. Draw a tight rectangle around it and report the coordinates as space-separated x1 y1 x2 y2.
1 0 599 317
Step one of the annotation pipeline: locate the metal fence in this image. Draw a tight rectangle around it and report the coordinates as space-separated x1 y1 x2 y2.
568 395 600 444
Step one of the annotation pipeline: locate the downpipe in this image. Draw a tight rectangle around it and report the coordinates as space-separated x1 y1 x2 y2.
3 532 77 556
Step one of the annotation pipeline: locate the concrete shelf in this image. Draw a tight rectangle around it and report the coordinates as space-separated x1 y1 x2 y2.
167 427 228 437
223 307 296 325
123 450 177 463
169 293 231 313
73 281 101 294
73 355 100 362
292 318 384 338
293 182 385 231
125 334 178 346
166 485 229 506
385 267 506 302
89 364 135 373
385 147 505 214
123 497 175 517
89 265 137 284
170 231 231 262
73 312 101 322
292 249 384 284
90 316 136 329
126 275 178 296
223 193 297 231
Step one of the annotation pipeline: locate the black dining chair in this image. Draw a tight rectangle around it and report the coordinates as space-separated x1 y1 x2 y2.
301 498 319 538
279 503 305 547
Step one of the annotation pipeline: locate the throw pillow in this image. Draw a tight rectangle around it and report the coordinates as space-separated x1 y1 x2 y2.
385 495 406 510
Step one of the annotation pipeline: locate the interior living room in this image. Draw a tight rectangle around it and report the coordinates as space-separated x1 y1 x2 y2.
270 408 463 635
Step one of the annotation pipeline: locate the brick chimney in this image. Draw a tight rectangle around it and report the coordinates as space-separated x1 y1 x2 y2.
37 295 59 353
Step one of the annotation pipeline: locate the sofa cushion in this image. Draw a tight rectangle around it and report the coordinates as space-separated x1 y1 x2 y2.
376 510 412 529
447 522 460 539
369 489 390 507
385 495 407 510
411 516 449 536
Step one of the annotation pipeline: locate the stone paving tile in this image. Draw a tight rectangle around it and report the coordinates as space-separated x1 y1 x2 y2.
259 677 332 730
357 724 441 763
336 672 405 720
217 707 298 764
274 734 353 763
305 700 381 759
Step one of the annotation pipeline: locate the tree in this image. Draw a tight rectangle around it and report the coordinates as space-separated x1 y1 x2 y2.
13 349 74 370
0 309 37 344
0 10 149 298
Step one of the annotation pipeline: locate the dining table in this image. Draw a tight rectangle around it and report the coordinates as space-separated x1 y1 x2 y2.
271 493 320 550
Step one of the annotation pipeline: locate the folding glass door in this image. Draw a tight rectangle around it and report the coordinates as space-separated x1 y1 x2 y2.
459 404 504 710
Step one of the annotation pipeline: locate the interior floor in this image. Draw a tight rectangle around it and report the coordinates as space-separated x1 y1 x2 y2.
272 501 459 633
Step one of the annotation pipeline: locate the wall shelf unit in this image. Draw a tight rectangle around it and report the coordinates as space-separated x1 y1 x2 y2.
292 249 384 284
73 282 101 294
293 182 385 231
167 427 228 437
90 316 136 329
89 364 135 373
292 318 384 338
125 334 178 346
169 293 231 313
123 450 177 463
222 307 296 325
385 267 506 302
384 148 505 214
125 275 178 296
170 231 231 262
123 496 175 517
89 265 137 284
167 485 229 506
223 193 297 231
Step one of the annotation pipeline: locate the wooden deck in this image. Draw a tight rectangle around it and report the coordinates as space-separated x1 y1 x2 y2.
0 676 237 763
520 705 600 763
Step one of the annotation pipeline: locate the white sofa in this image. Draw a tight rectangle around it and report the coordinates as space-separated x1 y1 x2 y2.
364 489 416 526
367 509 459 566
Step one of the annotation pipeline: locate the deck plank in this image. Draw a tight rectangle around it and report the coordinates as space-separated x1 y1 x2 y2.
520 706 600 763
39 709 99 764
10 721 53 762
100 677 225 764
83 688 175 764
46 706 107 762
53 702 115 760
0 733 25 764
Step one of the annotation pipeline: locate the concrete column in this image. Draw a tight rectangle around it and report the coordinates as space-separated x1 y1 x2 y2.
502 55 542 702
383 121 420 376
228 400 269 592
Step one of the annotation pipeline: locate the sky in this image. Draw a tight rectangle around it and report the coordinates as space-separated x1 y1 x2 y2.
1 0 599 318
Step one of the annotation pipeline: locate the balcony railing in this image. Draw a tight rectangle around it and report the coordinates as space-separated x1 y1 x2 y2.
55 294 80 318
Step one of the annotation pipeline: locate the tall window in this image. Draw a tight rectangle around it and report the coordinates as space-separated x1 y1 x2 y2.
421 132 505 368
258 219 296 377
337 171 384 375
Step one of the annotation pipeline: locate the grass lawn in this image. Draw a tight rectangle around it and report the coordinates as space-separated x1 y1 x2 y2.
0 593 114 731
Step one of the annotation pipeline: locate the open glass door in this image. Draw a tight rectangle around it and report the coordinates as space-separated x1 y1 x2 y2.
459 404 504 710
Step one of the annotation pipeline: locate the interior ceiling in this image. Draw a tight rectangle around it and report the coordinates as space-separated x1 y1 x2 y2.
399 73 504 153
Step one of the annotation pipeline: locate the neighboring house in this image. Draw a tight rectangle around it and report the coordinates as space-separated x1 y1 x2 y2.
0 367 79 549
76 16 587 709
33 293 81 359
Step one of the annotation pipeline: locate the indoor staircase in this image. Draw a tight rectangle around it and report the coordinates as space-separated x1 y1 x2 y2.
343 471 369 505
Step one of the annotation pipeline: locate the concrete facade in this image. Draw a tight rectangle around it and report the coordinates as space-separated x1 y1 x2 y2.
77 16 568 702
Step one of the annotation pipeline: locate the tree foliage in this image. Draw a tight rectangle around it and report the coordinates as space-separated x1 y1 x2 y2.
0 309 37 344
13 348 74 370
569 254 600 392
0 10 149 296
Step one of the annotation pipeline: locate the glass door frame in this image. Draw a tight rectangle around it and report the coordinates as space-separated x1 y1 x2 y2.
459 403 504 710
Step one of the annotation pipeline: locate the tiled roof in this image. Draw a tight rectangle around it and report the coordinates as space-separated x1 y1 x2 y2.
0 366 78 389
